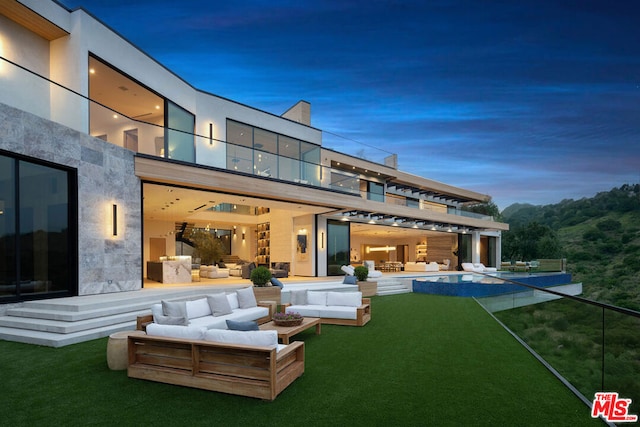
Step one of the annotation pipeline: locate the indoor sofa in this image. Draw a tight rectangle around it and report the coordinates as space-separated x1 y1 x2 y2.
199 265 230 278
127 329 304 400
404 261 439 272
284 290 371 326
136 287 273 333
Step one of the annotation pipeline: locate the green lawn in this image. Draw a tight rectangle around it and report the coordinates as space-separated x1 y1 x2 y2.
2 293 602 426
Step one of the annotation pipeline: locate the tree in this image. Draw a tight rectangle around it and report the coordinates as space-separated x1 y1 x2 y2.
464 200 502 221
190 229 225 265
502 221 561 261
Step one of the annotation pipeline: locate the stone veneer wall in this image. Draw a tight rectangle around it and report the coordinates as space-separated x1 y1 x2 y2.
0 103 142 296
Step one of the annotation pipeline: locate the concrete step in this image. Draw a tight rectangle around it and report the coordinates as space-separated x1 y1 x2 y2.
6 301 154 322
0 321 136 348
376 279 412 296
0 309 146 334
377 288 411 296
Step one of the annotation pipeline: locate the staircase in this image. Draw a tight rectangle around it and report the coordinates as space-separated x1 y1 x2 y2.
375 278 412 296
0 285 241 347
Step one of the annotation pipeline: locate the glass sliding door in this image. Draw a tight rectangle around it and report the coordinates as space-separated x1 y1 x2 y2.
327 219 349 276
0 156 16 297
0 153 77 301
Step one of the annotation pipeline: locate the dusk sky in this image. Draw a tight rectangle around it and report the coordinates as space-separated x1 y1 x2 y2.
59 0 640 210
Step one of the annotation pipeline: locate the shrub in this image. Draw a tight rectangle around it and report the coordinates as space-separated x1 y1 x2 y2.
354 266 369 281
250 266 272 286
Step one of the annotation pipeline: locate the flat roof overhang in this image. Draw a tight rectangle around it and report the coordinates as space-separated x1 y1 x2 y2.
325 202 509 233
135 155 508 233
135 155 359 212
0 0 69 40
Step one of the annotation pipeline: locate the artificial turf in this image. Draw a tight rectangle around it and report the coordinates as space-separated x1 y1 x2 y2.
1 293 603 426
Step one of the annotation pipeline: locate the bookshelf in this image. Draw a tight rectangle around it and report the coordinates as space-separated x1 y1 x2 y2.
256 222 270 266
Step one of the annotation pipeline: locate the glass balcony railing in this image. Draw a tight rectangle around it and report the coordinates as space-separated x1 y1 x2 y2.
1 56 499 224
475 277 640 416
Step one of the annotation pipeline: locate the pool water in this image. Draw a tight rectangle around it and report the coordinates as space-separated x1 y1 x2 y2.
411 272 573 297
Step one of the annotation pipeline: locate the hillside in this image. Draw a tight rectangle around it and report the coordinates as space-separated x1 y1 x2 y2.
501 184 640 310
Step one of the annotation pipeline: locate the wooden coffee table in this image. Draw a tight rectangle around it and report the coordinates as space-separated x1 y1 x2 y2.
259 317 321 344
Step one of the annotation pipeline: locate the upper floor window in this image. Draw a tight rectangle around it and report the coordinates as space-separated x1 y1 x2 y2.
226 119 320 185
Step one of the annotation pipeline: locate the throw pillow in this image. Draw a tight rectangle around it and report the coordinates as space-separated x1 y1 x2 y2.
185 297 211 319
162 300 187 318
343 275 357 285
226 292 240 310
226 320 259 331
327 291 362 307
290 289 308 306
218 261 227 268
208 293 233 316
236 286 257 309
270 277 284 288
155 314 188 326
307 291 327 306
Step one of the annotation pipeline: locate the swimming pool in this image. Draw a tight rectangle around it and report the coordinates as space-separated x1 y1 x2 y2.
410 272 573 297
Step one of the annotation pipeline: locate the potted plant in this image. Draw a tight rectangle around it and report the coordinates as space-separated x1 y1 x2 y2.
354 266 369 282
272 311 303 326
250 266 272 286
354 265 377 297
250 265 282 303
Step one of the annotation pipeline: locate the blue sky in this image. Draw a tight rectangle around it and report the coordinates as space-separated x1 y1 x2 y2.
60 0 640 210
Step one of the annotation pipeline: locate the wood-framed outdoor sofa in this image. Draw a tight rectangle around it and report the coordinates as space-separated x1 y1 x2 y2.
127 334 305 400
283 293 371 327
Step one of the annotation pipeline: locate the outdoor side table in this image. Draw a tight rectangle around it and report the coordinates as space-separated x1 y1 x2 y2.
107 330 146 370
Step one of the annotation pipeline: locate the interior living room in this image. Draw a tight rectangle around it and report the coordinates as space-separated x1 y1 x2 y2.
142 181 498 288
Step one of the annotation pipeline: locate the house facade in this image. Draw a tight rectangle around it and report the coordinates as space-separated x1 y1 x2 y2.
0 0 508 306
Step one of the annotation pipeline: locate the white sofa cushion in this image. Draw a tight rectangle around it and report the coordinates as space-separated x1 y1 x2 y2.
146 323 207 340
307 291 327 305
286 305 323 318
187 306 269 329
236 287 257 308
227 292 240 310
207 293 233 316
327 291 362 307
287 305 357 320
186 298 212 319
204 329 278 348
317 306 358 320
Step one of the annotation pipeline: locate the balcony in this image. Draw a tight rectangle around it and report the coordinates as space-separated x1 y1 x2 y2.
1 56 498 227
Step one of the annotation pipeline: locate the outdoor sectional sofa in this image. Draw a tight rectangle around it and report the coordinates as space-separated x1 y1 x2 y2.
284 290 371 326
127 329 305 400
135 287 274 333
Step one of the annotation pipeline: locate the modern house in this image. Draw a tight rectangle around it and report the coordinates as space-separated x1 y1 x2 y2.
0 0 509 307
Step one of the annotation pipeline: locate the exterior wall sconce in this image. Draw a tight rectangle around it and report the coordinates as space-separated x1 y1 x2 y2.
112 204 118 236
209 123 214 145
242 232 245 240
233 225 237 236
321 231 324 249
